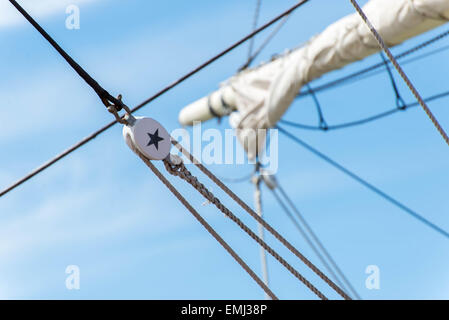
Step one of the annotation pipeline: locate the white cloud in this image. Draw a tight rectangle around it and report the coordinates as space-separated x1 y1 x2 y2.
0 0 96 28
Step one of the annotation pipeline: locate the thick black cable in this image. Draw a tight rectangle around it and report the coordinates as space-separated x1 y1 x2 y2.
280 89 449 131
277 125 449 240
296 29 449 99
274 182 361 300
0 0 310 198
8 0 125 110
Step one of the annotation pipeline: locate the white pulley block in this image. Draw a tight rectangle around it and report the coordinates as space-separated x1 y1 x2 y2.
123 116 171 160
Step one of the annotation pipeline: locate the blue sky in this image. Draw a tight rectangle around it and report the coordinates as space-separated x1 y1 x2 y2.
1 0 449 299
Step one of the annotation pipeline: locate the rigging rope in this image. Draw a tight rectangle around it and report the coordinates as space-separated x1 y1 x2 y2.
349 0 449 146
9 0 445 298
8 0 339 299
280 88 449 131
1 0 310 198
274 181 362 300
379 52 406 110
306 84 328 130
125 137 278 300
9 0 125 112
277 125 449 240
171 140 351 300
215 166 256 184
163 156 328 300
270 188 350 297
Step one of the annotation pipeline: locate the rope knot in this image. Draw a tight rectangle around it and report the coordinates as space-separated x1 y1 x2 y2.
164 159 183 176
106 94 135 125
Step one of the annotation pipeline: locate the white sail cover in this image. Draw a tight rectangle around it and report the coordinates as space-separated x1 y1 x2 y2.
179 0 449 159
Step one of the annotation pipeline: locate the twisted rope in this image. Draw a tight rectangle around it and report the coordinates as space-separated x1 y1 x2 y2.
125 134 278 300
163 158 328 300
171 140 351 300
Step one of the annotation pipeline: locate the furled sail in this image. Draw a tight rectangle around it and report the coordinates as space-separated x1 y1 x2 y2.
179 0 449 159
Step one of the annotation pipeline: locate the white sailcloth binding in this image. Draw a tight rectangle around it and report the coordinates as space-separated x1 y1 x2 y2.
178 0 449 159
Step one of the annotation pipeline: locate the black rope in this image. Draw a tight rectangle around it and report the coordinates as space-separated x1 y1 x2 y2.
277 125 449 240
280 89 449 131
8 0 125 111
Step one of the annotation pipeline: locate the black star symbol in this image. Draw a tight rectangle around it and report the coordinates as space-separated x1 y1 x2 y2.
147 129 164 150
